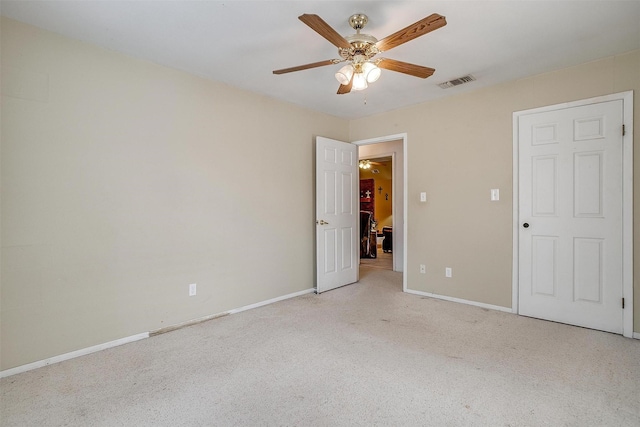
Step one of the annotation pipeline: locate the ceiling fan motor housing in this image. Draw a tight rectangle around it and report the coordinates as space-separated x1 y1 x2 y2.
338 14 379 63
340 34 379 63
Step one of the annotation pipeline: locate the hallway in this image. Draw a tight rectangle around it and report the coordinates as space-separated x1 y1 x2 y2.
359 250 393 271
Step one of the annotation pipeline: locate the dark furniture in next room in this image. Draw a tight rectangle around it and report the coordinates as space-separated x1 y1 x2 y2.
382 226 393 253
360 210 376 258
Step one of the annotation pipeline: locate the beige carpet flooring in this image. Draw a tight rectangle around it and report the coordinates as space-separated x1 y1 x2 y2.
2 266 639 426
359 250 393 270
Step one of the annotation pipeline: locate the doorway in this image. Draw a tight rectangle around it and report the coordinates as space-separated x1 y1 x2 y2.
358 155 393 270
353 134 407 290
314 133 407 293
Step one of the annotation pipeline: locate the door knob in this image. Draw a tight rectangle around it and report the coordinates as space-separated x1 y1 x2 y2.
523 222 529 228
316 220 329 225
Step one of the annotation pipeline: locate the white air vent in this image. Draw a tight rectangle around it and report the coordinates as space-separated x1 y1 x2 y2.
438 74 476 89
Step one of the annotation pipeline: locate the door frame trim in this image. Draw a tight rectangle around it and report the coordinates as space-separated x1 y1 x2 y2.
353 133 408 292
512 91 634 338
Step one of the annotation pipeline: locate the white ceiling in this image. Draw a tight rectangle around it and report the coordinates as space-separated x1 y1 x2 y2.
2 1 639 119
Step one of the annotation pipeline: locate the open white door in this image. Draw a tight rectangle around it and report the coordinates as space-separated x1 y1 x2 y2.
316 136 358 293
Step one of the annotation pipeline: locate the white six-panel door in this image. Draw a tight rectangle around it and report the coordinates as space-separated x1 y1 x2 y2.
518 100 624 334
316 137 358 293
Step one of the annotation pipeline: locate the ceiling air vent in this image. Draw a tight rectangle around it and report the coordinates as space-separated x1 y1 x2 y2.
438 74 476 89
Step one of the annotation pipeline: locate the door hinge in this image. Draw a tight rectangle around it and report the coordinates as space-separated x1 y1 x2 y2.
622 124 625 136
622 297 625 309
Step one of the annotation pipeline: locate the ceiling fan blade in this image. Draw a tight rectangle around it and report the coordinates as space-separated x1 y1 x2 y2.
377 58 435 78
273 59 339 75
337 73 354 95
375 13 447 52
299 14 352 50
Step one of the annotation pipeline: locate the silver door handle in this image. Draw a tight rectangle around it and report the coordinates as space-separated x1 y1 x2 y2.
316 220 329 225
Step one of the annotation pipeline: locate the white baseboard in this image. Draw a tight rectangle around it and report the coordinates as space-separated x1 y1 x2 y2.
150 312 230 336
0 332 149 379
1 287 315 378
151 288 315 335
405 288 513 313
228 288 315 314
407 289 639 338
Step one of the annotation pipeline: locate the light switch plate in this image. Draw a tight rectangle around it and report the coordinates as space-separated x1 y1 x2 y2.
420 192 427 202
491 189 500 201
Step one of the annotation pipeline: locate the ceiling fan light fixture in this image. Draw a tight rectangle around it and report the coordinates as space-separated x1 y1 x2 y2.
362 62 381 83
352 72 368 91
359 160 371 169
335 64 354 86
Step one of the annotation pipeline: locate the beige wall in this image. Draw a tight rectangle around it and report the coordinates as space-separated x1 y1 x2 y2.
350 50 640 331
0 18 349 370
373 178 393 228
2 17 638 371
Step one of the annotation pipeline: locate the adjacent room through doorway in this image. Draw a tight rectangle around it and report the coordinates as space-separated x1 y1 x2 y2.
359 155 393 270
355 135 405 288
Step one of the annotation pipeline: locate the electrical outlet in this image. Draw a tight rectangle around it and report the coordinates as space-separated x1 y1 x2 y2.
420 264 426 274
189 283 197 296
445 268 452 278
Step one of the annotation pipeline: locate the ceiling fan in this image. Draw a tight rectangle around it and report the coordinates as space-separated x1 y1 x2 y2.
359 159 386 169
273 13 447 94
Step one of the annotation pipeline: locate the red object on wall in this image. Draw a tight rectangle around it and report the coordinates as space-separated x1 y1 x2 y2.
360 179 375 216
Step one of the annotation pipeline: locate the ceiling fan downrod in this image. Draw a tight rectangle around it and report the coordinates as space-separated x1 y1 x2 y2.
348 14 368 32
